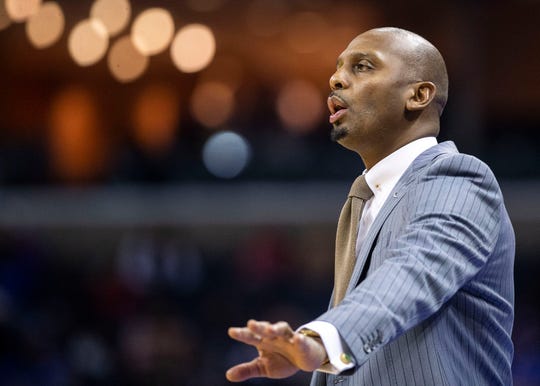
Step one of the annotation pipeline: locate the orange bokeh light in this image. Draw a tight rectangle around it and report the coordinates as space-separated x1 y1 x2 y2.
132 83 180 155
49 86 108 182
108 35 149 83
276 80 324 134
190 81 234 128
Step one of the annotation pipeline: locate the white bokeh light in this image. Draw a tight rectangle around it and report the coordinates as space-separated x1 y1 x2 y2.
68 18 109 66
202 131 251 179
90 0 131 37
131 7 174 56
171 24 215 73
5 0 41 22
25 1 64 49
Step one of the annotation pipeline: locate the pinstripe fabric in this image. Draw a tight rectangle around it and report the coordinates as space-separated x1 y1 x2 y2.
312 142 515 386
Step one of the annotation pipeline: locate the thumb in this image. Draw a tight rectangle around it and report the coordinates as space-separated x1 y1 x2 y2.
226 358 263 382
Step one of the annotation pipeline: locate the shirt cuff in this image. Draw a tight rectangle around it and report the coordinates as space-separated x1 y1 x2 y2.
297 320 355 374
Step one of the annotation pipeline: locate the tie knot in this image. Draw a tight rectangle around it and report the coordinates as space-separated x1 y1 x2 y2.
349 174 373 200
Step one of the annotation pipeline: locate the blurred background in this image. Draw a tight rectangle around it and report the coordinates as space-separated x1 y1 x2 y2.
0 0 538 385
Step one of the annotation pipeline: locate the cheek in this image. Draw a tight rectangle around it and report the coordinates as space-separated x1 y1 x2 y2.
356 81 386 106
352 86 383 121
365 83 403 114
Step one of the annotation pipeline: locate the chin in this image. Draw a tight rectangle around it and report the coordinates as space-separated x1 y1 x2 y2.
330 126 348 142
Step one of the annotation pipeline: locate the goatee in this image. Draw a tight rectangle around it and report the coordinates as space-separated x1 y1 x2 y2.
330 126 348 142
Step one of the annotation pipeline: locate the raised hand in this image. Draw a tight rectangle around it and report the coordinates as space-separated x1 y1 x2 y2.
226 319 327 382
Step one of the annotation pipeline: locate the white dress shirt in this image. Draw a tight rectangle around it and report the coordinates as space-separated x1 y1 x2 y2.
299 137 438 374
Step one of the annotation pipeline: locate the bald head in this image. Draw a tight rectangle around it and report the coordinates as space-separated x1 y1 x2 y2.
328 27 450 162
360 27 449 116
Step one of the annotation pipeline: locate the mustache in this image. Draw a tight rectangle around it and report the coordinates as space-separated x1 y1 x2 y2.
328 91 339 99
327 92 349 114
328 91 348 104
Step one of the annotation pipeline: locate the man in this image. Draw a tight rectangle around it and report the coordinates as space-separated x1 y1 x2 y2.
226 27 515 385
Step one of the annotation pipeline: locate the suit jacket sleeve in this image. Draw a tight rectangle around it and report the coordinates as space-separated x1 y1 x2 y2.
315 153 506 368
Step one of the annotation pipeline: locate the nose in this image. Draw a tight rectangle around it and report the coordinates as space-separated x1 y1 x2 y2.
329 69 348 90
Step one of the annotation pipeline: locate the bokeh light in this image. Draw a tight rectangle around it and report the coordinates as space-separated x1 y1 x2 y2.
276 79 324 134
131 8 174 56
245 0 288 37
190 81 234 128
202 131 251 179
49 86 107 181
132 83 180 155
90 0 131 37
108 35 149 82
68 18 109 66
285 12 328 53
5 0 41 22
0 1 12 30
171 24 215 73
25 1 64 49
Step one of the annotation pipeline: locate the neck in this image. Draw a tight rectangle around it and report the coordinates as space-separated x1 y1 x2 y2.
358 123 438 170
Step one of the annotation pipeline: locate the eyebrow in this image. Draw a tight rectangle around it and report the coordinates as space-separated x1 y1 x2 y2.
336 51 377 68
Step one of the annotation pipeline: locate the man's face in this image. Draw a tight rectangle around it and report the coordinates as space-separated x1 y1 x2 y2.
327 31 412 152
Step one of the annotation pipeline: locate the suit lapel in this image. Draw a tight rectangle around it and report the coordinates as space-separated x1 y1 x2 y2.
345 141 458 295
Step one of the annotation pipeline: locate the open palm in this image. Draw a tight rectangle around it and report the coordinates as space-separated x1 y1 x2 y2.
226 320 327 382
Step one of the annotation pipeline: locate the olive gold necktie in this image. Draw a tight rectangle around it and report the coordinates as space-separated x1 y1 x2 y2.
333 174 374 306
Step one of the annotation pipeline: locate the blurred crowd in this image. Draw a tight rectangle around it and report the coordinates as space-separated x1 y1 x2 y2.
0 226 331 385
0 226 538 386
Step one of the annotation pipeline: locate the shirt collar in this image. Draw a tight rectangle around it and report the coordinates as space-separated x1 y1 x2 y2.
364 137 438 198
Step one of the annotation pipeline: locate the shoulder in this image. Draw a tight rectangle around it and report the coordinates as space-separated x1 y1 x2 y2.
409 150 504 215
405 141 498 190
425 150 498 186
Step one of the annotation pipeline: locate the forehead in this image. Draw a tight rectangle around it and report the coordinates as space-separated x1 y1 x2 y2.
337 31 403 65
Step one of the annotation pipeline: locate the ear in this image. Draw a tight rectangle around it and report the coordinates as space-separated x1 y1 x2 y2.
405 81 436 112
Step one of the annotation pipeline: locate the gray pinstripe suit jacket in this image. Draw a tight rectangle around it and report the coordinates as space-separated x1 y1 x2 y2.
311 141 515 386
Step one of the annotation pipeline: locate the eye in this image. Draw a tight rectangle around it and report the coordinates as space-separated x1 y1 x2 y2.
353 60 372 72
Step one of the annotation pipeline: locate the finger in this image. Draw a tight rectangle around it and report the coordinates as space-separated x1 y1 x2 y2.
272 321 294 340
248 320 294 341
226 358 263 382
248 320 280 339
228 327 262 346
247 320 270 335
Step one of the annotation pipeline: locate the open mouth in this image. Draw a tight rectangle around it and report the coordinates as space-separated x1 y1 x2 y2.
328 95 348 124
